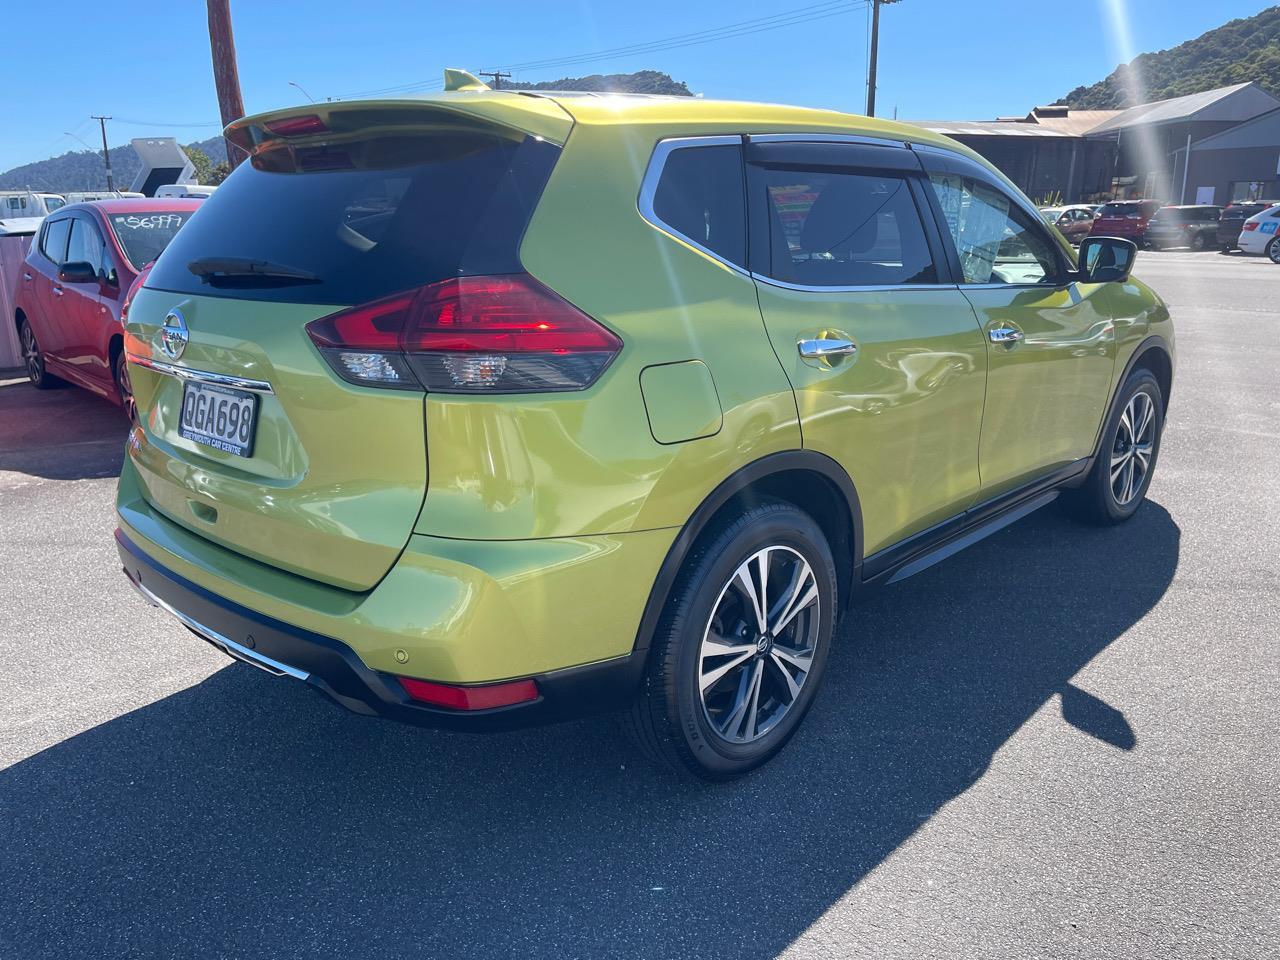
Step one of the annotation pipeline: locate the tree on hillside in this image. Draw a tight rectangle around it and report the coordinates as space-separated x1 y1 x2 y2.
184 145 231 186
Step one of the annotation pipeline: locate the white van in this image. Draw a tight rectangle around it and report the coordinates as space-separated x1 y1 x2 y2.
155 183 216 199
0 191 65 217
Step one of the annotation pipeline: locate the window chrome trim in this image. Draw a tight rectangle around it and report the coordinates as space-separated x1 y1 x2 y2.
637 135 752 277
747 132 909 149
126 353 275 395
752 275 961 294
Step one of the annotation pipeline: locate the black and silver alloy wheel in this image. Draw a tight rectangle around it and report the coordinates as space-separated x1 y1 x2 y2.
699 546 819 744
1069 368 1163 524
1268 238 1280 264
1110 391 1155 507
626 502 836 780
115 351 138 426
20 319 42 385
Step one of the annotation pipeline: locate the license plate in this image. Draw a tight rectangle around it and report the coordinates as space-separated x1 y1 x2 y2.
179 381 258 458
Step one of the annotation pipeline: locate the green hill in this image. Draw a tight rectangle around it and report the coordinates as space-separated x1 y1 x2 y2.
501 70 691 95
1060 5 1280 108
0 137 226 193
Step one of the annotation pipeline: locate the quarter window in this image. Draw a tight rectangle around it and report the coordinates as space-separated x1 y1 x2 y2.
40 218 70 264
754 168 936 286
927 174 1060 285
651 144 747 268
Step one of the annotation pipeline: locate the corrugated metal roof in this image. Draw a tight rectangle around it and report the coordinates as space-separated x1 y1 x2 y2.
1087 82 1280 134
1032 109 1121 136
908 120 1071 138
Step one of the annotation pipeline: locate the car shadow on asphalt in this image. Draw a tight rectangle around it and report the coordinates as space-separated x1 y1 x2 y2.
0 379 128 481
0 502 1179 959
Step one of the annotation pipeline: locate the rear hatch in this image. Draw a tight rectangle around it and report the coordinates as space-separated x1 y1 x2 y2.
125 100 566 591
1093 201 1148 236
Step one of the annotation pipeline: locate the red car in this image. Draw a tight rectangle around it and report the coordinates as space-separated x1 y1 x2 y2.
14 198 202 421
1089 199 1164 248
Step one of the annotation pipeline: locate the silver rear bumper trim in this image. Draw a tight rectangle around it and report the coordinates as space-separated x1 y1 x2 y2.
124 568 310 681
125 353 275 395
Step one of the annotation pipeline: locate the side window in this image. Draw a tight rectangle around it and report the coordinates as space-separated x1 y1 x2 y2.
650 144 746 268
66 218 105 276
41 218 71 265
753 167 937 286
927 174 1060 285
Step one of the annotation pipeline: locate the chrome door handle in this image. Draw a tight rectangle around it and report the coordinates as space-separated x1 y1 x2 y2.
988 326 1023 343
52 286 64 296
798 338 858 359
22 272 32 281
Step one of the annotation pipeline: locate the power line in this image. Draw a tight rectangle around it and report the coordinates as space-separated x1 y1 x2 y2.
334 1 867 100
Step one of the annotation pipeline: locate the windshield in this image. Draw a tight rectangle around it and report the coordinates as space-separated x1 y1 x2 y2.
145 131 559 305
1151 209 1184 222
1100 202 1140 217
107 211 193 270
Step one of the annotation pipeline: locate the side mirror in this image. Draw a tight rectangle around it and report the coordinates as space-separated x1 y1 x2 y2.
1077 236 1136 284
58 260 97 284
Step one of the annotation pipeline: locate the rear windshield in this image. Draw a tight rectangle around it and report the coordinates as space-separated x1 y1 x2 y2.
1100 202 1141 216
108 211 192 270
145 131 559 305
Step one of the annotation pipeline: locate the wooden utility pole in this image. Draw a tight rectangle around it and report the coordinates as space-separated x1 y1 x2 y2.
479 71 512 90
866 0 882 117
91 115 114 191
206 0 246 169
865 0 901 118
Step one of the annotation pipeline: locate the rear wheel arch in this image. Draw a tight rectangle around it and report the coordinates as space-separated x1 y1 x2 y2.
108 333 124 376
632 451 862 660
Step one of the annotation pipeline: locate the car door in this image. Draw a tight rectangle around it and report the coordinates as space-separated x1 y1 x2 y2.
28 216 72 359
918 150 1116 498
61 214 115 388
745 138 988 557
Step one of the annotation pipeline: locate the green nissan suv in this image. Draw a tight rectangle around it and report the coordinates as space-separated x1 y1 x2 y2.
116 76 1173 779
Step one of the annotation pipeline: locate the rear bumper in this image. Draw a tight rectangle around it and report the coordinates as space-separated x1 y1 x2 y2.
117 528 646 731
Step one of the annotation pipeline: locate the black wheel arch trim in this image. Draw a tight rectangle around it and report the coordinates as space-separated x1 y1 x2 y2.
1093 334 1172 460
631 450 863 658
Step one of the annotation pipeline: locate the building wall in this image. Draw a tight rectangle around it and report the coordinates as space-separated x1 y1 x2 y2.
943 135 1115 203
1175 146 1280 205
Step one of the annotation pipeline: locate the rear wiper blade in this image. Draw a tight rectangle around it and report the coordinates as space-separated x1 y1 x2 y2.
187 257 321 283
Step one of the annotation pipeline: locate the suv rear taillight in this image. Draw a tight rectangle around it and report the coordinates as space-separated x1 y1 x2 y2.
1243 222 1259 231
305 274 622 393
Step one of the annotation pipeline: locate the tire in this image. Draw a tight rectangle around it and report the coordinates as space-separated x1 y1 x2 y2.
625 502 837 781
1220 244 1233 254
18 318 63 390
1268 238 1280 264
1190 233 1206 251
114 350 138 425
1068 369 1164 525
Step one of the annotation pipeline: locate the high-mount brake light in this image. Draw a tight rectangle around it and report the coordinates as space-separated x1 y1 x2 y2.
264 114 329 137
305 274 622 393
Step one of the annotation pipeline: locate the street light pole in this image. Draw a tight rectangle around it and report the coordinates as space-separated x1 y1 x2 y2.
866 0 881 117
91 115 115 191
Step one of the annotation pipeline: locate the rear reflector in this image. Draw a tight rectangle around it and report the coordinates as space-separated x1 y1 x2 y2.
264 114 329 137
306 274 622 393
1243 222 1259 231
399 676 539 711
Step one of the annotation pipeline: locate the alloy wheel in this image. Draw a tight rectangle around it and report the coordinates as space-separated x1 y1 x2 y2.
1268 239 1280 264
698 545 820 744
20 323 41 385
116 353 138 426
1110 391 1156 506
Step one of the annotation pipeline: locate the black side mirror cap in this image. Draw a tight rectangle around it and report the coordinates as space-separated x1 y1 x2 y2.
1077 236 1137 284
58 260 97 284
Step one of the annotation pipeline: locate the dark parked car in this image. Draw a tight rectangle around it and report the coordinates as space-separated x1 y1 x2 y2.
1217 201 1280 252
1145 205 1222 250
14 198 201 422
1090 199 1164 247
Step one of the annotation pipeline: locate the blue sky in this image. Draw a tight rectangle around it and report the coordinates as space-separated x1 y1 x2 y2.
3 0 1274 173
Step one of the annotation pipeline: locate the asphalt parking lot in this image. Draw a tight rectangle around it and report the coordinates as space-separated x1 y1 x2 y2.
1 250 1277 959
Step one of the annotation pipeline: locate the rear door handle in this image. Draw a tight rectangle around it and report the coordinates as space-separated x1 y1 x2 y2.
52 286 64 296
22 272 32 281
798 337 858 358
988 326 1023 344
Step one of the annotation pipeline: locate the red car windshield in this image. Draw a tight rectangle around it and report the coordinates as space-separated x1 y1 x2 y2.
107 211 193 271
